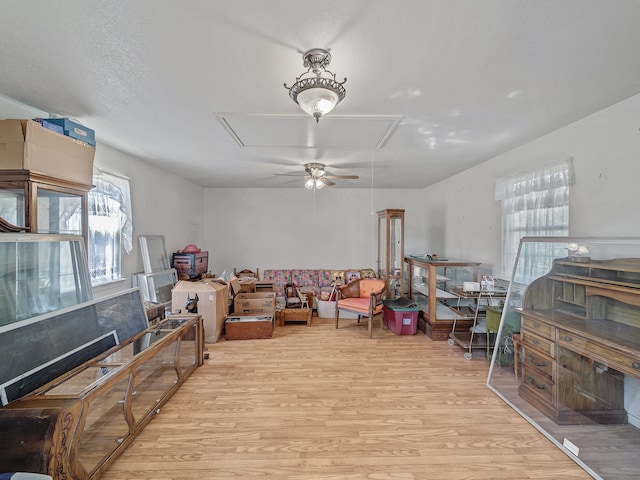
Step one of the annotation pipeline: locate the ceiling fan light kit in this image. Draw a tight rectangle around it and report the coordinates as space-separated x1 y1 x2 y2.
284 48 347 123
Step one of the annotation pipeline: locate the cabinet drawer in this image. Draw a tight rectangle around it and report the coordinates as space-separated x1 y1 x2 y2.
522 330 555 358
521 316 553 339
557 329 640 378
522 365 554 404
522 346 554 379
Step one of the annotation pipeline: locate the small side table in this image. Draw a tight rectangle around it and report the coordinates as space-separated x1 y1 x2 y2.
276 308 312 326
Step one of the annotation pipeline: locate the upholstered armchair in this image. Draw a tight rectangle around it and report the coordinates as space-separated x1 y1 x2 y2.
335 277 386 338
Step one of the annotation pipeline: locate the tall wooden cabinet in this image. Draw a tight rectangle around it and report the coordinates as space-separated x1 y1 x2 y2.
376 209 404 299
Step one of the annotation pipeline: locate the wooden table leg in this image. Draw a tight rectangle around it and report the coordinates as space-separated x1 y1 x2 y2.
512 333 522 380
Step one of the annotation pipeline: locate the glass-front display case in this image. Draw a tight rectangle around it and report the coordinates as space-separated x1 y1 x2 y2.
488 236 640 479
0 170 92 242
405 255 481 341
0 313 203 479
0 233 92 324
377 209 404 299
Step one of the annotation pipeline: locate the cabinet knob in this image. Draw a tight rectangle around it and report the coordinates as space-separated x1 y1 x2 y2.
633 362 640 369
531 338 539 345
564 336 571 342
533 322 540 328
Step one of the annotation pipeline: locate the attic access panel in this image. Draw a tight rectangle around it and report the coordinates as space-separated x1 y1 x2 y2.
217 114 401 149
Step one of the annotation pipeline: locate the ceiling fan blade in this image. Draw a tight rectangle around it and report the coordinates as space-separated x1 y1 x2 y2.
325 174 359 180
319 177 336 187
272 172 307 177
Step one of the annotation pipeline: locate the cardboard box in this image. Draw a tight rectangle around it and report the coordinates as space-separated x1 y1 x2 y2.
0 119 95 185
171 279 228 343
225 315 273 340
233 292 276 316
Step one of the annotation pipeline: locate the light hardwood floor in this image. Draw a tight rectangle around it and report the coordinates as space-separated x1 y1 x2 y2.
102 316 590 480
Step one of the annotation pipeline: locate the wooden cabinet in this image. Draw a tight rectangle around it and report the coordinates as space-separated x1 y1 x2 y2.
518 257 640 425
377 209 404 299
0 314 203 479
0 169 92 244
404 256 480 340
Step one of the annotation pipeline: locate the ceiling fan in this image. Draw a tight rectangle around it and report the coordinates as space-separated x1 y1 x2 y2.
275 162 359 189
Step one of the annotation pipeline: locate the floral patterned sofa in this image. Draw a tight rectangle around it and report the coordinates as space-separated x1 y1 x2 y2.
262 268 377 298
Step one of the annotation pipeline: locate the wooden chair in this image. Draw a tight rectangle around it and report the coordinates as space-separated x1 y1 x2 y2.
335 277 386 338
297 289 310 309
283 283 302 308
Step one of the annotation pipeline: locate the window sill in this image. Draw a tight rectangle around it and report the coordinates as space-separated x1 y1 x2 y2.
92 277 129 297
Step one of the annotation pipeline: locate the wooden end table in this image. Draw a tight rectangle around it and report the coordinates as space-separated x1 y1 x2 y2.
276 308 312 326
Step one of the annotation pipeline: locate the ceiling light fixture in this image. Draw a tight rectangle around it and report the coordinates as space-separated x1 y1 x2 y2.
304 163 328 190
284 48 347 123
304 178 326 190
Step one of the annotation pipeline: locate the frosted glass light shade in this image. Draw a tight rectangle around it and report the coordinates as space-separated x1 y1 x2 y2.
297 88 339 118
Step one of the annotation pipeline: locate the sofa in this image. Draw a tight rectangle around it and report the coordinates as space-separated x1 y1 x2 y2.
262 268 377 299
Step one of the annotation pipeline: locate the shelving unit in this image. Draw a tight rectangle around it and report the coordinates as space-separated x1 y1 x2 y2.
404 255 480 340
447 287 508 360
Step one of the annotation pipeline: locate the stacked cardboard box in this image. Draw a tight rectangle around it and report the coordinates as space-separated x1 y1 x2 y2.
0 119 95 185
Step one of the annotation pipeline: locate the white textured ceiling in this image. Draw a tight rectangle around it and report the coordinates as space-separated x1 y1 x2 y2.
1 0 640 189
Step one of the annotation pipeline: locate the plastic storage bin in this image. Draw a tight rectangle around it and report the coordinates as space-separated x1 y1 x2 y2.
382 297 419 335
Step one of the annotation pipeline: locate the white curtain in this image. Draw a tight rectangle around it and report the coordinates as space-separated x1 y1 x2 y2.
495 158 573 281
88 171 133 285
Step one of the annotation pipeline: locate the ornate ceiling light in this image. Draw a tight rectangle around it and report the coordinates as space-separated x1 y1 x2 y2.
284 48 347 123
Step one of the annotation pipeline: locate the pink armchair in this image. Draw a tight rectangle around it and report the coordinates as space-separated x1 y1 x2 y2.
335 278 386 338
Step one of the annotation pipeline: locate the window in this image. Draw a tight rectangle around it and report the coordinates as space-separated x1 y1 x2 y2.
495 159 573 282
88 171 133 286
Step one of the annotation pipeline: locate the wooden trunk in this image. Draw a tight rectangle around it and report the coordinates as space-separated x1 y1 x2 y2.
225 315 273 340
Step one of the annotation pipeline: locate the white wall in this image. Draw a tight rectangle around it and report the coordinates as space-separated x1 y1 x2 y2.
201 188 423 275
419 93 640 278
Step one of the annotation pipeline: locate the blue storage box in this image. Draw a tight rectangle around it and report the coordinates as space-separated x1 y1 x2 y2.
383 297 420 335
39 119 64 134
44 118 95 146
